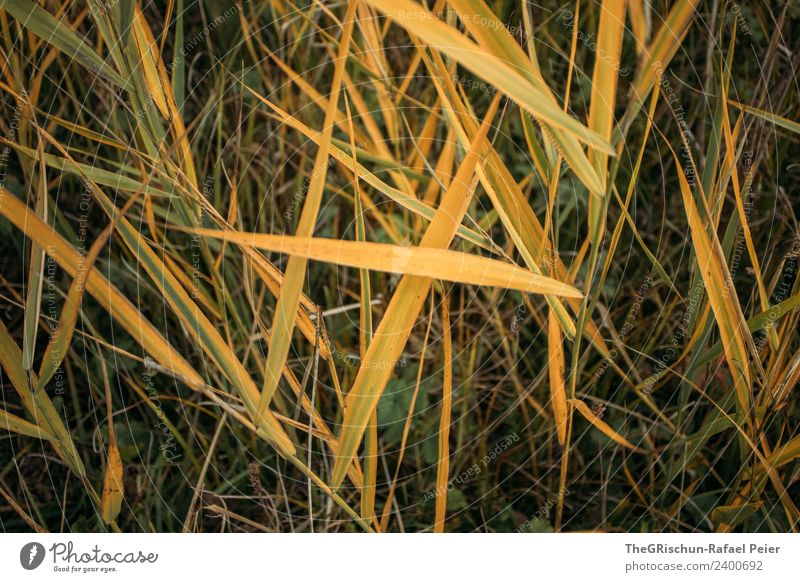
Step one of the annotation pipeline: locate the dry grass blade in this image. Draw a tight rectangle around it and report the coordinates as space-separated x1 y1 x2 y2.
548 312 568 447
569 399 641 452
192 230 582 297
630 0 701 108
670 146 754 427
448 0 605 196
0 307 84 476
99 357 123 526
0 409 55 440
131 5 170 118
259 4 356 415
434 292 453 532
362 0 613 159
330 96 500 490
587 0 626 245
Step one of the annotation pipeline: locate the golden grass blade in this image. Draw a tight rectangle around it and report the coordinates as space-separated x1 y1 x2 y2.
548 312 568 447
569 399 641 452
99 357 123 526
0 409 55 440
627 0 651 55
434 293 453 533
100 439 123 525
258 4 356 415
423 51 578 338
131 5 170 118
719 88 776 351
362 0 613 159
193 230 582 297
330 96 500 491
587 0 626 245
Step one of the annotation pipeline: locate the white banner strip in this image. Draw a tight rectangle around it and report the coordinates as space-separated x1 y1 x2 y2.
2 533 797 581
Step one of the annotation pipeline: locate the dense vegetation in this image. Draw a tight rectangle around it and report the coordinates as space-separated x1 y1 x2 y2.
1 0 799 532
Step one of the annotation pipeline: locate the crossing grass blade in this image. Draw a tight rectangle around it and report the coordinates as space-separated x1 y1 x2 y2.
447 0 606 196
260 4 367 416
361 0 613 160
330 96 500 490
669 145 754 428
0 409 55 440
0 0 126 87
587 0 626 245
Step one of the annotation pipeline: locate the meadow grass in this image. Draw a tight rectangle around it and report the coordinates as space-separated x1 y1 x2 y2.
0 0 798 532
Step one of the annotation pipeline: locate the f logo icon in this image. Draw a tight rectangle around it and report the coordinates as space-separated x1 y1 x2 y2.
20 542 46 570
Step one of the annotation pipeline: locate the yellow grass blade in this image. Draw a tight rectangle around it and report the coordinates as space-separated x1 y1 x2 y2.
0 315 84 475
0 409 55 440
548 312 568 446
627 0 651 55
258 4 356 415
361 0 613 159
569 399 641 452
99 357 123 526
670 147 753 424
100 438 123 525
434 293 453 532
192 230 582 298
132 5 170 118
630 0 701 107
423 51 578 338
330 96 500 490
587 0 626 244
447 0 606 196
